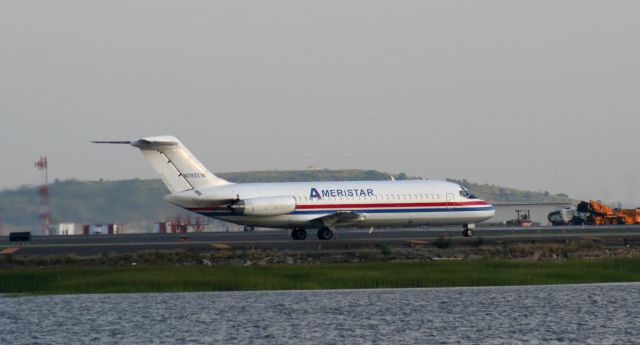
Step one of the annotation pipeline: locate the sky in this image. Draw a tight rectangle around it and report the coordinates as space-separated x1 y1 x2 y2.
1 1 639 205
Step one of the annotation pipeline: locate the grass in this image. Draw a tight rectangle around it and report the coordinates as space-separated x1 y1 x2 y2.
378 244 392 256
2 258 640 295
433 236 453 249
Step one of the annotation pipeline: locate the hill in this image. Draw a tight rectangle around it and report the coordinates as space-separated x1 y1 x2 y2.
0 170 573 231
446 178 573 204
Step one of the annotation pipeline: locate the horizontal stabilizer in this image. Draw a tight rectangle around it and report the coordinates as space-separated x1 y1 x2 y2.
92 141 132 144
94 135 231 193
131 136 180 148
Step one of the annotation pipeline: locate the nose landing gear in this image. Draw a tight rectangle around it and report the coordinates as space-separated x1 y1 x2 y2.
462 224 475 237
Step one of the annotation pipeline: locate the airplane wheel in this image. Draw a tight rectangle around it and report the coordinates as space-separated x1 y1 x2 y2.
317 227 333 240
463 229 473 237
292 228 307 240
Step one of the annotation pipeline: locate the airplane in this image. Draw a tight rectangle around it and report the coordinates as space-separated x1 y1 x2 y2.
94 136 495 239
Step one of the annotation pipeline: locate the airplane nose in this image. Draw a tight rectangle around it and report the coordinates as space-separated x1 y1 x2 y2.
487 202 496 216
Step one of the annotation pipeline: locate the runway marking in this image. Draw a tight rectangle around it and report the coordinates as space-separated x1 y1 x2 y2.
1 247 20 254
211 243 231 250
408 240 430 246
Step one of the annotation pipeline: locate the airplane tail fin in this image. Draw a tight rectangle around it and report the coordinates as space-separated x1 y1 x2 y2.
94 136 231 193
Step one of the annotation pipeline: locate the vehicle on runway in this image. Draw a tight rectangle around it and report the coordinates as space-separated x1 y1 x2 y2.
95 136 495 239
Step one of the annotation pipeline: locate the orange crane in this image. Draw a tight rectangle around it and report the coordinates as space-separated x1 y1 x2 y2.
576 200 640 225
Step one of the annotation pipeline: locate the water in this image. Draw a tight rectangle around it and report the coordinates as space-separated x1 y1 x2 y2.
1 283 639 345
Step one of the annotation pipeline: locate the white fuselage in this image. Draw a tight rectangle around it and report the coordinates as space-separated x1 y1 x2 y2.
167 180 495 229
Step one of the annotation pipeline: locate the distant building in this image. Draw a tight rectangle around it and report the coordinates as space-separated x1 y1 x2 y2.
154 216 242 233
51 223 127 235
86 224 123 235
52 223 83 236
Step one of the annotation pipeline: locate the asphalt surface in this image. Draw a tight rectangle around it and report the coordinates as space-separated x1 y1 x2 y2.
2 225 640 256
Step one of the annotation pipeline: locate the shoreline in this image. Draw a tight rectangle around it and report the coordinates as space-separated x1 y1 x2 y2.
5 281 640 299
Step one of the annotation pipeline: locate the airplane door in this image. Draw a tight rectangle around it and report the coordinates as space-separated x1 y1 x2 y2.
446 193 455 209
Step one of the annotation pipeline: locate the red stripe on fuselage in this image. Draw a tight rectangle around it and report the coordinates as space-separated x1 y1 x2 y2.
295 201 488 210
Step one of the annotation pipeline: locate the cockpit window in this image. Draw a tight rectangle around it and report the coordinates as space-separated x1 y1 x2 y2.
459 186 478 199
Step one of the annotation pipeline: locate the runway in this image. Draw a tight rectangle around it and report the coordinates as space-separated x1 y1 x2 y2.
2 225 640 256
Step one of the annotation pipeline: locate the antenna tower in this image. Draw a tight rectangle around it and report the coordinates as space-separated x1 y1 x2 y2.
34 156 50 235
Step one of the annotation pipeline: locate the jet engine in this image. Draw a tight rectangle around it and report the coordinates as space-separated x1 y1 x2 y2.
230 196 297 216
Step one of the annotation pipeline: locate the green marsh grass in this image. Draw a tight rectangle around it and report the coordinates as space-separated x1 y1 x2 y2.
2 258 640 295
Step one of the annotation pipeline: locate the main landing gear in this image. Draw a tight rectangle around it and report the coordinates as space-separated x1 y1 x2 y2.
462 224 475 238
291 227 334 240
317 227 333 240
291 227 307 240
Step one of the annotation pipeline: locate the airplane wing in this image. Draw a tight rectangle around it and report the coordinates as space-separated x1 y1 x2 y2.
309 211 367 229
